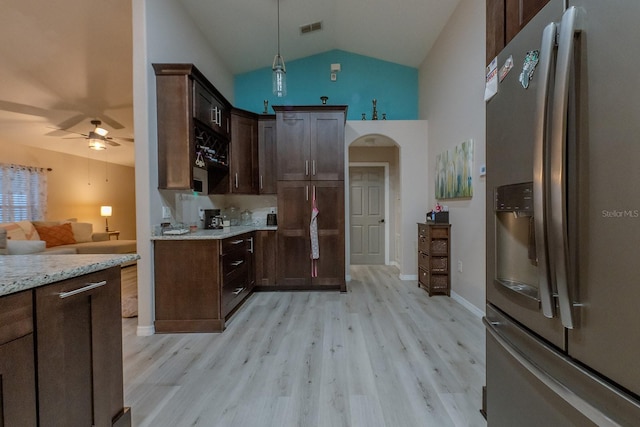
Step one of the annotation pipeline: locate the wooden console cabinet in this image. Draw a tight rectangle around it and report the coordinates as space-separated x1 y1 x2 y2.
154 233 255 333
418 223 451 297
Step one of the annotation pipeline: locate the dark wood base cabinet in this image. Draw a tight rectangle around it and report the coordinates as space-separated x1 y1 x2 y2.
254 230 277 289
0 267 130 427
154 233 255 333
35 266 130 427
0 291 37 427
277 181 345 291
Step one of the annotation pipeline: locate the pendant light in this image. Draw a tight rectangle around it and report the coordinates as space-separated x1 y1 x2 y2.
272 0 286 97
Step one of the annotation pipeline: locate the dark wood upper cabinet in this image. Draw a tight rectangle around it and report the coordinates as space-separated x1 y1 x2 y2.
506 0 551 42
273 106 347 181
486 0 550 65
228 108 259 194
153 63 231 191
258 115 277 194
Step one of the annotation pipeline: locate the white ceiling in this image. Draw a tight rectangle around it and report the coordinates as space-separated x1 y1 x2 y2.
0 0 461 167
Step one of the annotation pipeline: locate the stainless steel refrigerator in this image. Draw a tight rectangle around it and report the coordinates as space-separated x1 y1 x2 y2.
485 0 640 425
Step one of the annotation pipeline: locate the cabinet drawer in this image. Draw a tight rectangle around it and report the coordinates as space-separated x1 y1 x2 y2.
431 239 448 254
418 235 429 253
418 223 428 238
0 290 33 345
418 251 430 270
221 274 251 317
431 256 448 273
418 267 429 288
429 274 449 292
222 236 249 253
429 227 449 239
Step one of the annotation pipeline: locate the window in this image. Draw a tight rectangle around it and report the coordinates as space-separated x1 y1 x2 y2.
0 163 48 222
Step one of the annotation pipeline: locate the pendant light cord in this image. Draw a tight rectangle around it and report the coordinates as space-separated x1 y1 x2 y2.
277 0 281 56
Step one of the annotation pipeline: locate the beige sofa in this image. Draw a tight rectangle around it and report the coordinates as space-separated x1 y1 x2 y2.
0 220 136 255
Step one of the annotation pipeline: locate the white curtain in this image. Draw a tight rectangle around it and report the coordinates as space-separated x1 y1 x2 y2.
0 163 48 222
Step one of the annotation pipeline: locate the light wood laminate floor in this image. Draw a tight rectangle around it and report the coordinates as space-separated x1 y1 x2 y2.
122 265 486 427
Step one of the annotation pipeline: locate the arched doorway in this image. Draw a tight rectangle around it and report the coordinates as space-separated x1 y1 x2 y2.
348 134 400 266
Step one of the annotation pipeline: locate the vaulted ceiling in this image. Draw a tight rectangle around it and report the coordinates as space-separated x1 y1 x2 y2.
0 0 461 167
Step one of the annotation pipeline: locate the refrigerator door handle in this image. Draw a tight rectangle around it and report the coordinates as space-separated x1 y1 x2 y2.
533 21 558 319
550 6 579 329
484 316 624 427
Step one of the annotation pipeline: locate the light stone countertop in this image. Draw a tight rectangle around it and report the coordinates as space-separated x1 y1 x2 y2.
0 253 140 297
151 225 277 240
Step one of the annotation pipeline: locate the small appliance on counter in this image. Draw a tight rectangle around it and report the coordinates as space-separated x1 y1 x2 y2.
267 209 277 226
204 209 223 229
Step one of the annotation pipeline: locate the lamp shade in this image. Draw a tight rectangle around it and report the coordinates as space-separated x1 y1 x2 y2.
272 54 287 97
89 138 107 150
100 206 112 217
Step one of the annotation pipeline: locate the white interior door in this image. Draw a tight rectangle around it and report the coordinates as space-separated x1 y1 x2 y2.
350 166 385 265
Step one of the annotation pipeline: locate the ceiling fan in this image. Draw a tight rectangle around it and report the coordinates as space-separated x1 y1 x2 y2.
53 120 134 150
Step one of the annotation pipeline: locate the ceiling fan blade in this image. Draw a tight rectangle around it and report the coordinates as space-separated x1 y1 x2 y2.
106 139 121 147
0 100 50 117
46 126 87 137
54 114 87 131
99 114 125 130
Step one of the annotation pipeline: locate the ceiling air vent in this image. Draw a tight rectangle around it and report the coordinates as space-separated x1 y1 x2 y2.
300 21 323 35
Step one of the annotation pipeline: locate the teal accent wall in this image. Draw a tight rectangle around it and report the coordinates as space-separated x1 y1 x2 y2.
234 50 418 121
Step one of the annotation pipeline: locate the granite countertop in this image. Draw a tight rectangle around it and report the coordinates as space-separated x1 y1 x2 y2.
151 225 277 240
0 253 140 297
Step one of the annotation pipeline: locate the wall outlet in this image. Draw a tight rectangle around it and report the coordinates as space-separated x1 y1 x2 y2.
198 207 205 220
458 260 463 273
162 206 171 219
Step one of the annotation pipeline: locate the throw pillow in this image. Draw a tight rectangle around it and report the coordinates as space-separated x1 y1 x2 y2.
6 240 46 255
34 223 76 248
68 222 93 243
16 220 40 240
0 228 7 255
0 222 27 240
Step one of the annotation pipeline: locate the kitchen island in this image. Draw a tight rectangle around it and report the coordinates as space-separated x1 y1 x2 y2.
0 253 138 427
151 225 277 333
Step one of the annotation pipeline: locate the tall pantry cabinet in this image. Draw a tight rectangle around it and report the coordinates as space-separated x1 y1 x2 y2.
273 106 347 291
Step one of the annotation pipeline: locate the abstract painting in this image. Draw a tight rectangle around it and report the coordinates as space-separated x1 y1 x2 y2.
435 139 474 199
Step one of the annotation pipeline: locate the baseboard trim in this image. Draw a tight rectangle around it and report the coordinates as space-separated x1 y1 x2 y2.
136 324 155 336
399 274 418 281
451 291 485 318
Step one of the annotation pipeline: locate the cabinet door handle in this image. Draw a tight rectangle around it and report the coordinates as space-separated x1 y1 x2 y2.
230 239 244 245
232 287 245 295
260 175 263 189
305 160 309 176
231 260 244 267
248 237 254 254
235 173 239 188
306 185 309 201
312 160 316 176
58 281 107 299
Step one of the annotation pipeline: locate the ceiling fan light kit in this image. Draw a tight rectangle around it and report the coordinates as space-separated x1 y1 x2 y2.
89 138 107 151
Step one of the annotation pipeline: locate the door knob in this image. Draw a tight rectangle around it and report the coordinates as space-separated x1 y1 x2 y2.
379 219 385 223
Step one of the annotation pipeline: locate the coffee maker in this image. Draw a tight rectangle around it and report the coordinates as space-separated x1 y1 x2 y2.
204 209 223 229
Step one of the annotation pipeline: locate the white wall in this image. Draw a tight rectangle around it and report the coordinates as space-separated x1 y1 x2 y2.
133 0 235 335
345 121 428 279
419 0 486 312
